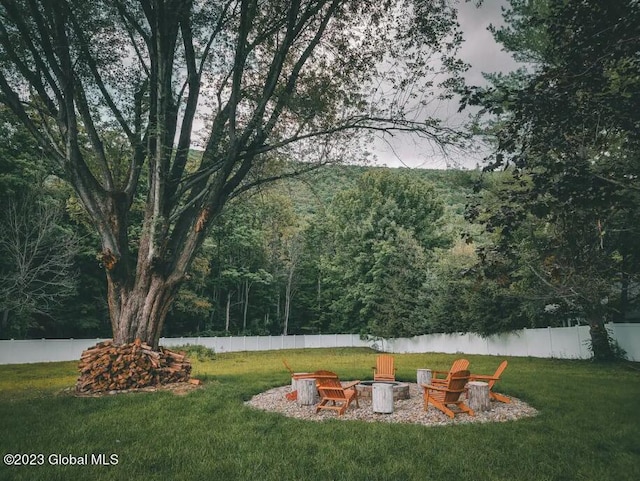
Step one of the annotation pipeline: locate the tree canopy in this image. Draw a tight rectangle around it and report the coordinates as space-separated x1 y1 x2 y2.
463 0 640 359
0 0 467 347
318 169 447 337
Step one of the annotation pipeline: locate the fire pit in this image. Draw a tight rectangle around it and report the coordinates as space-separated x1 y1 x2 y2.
355 381 410 400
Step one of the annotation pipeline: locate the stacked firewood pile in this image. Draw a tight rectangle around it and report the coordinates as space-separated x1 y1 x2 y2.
76 339 192 393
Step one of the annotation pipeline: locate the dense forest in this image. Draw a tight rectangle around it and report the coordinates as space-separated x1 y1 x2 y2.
2 133 637 341
0 134 479 339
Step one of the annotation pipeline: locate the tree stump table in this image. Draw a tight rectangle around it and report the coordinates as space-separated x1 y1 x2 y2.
467 381 490 412
296 378 318 406
372 382 394 414
417 369 432 386
291 373 310 393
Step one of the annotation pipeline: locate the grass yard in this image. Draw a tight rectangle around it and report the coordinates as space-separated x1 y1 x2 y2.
1 348 639 481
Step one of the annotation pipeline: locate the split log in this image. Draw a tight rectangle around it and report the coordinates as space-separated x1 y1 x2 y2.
76 340 192 394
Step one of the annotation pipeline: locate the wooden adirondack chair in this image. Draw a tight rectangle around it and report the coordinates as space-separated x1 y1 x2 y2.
373 354 396 381
430 358 470 386
421 370 474 419
283 361 340 401
283 360 338 382
315 377 360 416
470 360 510 403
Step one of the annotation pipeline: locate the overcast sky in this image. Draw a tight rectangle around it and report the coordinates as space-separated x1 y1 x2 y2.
373 0 521 169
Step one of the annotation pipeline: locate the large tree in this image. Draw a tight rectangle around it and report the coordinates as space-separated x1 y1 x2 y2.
0 0 466 348
319 169 447 337
463 0 640 359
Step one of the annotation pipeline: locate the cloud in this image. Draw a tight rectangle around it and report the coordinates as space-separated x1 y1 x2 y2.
374 0 521 169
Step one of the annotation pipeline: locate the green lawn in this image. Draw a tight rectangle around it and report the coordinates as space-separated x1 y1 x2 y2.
1 348 639 481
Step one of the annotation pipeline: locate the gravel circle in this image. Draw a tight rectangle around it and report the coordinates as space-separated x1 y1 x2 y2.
245 382 538 427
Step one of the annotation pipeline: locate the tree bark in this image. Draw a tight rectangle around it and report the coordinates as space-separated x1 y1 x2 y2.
283 266 295 335
107 267 180 349
417 369 432 386
296 378 318 406
225 291 232 333
372 383 394 414
467 381 490 412
243 279 251 332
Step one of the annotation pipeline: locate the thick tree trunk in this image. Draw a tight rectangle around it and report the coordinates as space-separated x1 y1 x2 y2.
108 273 180 349
103 229 185 349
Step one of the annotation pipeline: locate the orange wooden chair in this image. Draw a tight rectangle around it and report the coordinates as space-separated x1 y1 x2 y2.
430 358 469 386
315 377 360 416
283 361 340 401
421 370 474 419
283 360 338 382
470 360 510 403
373 354 396 382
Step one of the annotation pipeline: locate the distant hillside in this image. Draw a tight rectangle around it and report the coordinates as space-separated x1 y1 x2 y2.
278 164 481 222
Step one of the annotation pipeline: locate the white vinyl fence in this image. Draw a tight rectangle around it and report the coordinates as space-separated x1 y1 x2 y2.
1 323 638 365
378 323 640 361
